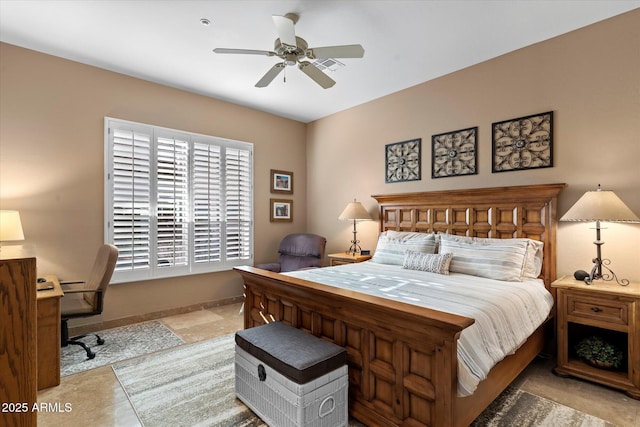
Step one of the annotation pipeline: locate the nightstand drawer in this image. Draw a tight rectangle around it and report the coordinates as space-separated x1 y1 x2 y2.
566 294 629 326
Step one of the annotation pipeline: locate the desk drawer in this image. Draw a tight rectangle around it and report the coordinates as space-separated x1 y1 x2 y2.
566 294 629 327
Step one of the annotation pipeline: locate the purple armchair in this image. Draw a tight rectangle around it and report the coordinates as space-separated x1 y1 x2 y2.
256 233 327 273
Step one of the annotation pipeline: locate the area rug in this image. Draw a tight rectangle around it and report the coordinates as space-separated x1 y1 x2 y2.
113 333 616 427
61 320 184 377
113 333 259 426
469 386 617 427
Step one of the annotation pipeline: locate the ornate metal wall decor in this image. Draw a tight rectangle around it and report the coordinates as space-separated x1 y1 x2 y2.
492 111 553 172
431 126 477 178
385 138 421 183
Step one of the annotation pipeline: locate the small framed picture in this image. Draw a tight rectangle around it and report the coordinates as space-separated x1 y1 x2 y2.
270 169 293 194
270 199 293 222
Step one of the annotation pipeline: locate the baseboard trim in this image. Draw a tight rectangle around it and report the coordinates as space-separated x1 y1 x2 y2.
68 296 244 337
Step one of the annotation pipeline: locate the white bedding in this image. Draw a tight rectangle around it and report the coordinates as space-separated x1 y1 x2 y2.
284 261 554 396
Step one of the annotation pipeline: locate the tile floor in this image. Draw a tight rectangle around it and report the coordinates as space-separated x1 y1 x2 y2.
37 302 640 426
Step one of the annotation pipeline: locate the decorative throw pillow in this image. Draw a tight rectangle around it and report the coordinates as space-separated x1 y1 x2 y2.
438 234 529 282
403 251 453 274
371 231 437 265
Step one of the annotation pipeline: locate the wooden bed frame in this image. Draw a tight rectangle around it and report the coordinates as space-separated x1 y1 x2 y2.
235 183 565 426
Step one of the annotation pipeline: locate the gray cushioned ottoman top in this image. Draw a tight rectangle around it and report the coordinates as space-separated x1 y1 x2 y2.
235 321 347 384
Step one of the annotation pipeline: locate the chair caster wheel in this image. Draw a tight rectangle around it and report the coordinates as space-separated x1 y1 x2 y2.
87 352 96 360
97 338 105 345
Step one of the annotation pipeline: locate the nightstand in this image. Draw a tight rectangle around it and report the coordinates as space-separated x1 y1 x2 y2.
328 252 372 266
552 275 640 399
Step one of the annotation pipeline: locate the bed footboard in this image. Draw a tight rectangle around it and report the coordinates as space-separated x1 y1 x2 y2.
235 265 474 427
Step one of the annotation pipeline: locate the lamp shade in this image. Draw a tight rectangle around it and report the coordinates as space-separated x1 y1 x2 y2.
0 210 25 241
560 186 640 223
338 201 371 221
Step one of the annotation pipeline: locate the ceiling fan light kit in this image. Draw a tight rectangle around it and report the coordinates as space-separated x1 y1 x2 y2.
213 13 364 89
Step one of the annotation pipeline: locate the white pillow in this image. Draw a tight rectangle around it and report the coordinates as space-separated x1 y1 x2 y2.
523 239 544 279
371 231 437 265
403 251 453 275
439 234 529 281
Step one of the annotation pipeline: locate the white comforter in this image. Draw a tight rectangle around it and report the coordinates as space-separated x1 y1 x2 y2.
284 261 554 396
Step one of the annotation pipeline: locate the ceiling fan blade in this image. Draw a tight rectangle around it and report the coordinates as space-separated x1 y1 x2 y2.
308 44 365 59
255 63 285 88
272 15 297 47
213 48 274 56
298 62 335 89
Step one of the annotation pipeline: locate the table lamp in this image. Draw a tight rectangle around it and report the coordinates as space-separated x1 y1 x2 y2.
338 199 371 255
0 210 25 251
560 185 639 285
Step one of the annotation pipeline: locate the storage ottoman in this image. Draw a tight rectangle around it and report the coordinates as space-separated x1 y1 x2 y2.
235 321 348 427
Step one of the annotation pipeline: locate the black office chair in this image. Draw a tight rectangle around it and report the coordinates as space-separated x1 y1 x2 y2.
60 244 118 359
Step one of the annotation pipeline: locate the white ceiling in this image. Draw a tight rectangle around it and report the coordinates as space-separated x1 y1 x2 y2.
1 1 638 123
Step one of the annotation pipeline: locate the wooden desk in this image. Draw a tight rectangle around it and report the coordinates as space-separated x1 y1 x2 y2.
1 253 37 427
37 275 63 390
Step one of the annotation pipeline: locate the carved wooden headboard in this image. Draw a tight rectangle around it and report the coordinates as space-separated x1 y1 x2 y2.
372 183 566 291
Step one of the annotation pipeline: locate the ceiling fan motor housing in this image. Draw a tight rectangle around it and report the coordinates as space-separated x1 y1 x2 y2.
274 36 308 66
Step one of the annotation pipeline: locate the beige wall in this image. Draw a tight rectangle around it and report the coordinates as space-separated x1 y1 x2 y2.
0 42 307 326
1 10 639 329
307 9 640 281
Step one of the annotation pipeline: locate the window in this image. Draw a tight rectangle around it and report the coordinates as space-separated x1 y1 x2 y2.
105 118 253 283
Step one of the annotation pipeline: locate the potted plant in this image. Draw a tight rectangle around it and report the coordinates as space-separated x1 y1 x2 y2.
575 336 624 369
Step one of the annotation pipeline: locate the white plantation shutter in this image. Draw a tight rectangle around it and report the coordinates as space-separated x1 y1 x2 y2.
192 142 222 264
110 125 152 273
105 118 253 283
225 147 252 260
156 134 189 269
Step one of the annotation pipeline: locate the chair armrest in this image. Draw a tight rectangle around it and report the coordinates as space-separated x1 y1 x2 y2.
61 289 104 312
60 280 86 287
255 263 281 273
62 289 101 294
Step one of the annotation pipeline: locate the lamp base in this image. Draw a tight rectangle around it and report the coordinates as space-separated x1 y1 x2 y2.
345 221 362 256
581 220 629 286
345 241 361 256
583 258 629 286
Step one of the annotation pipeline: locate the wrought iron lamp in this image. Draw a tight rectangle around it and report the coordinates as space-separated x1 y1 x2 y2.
560 185 639 285
0 210 25 251
338 200 371 255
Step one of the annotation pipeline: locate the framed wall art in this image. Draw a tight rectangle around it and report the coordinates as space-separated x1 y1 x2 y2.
385 138 421 183
492 111 553 173
270 199 293 222
431 126 477 178
270 169 293 194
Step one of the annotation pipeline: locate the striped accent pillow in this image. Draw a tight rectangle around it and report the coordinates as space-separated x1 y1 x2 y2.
403 251 453 274
371 231 437 265
439 234 528 282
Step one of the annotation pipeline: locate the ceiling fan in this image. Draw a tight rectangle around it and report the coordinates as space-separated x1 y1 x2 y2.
213 13 365 89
